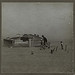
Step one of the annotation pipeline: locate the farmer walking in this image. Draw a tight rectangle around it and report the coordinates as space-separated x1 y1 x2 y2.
42 35 47 47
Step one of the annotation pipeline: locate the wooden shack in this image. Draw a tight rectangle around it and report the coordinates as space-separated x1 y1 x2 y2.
3 34 41 47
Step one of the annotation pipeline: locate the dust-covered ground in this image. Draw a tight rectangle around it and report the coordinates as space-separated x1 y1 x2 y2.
1 41 74 73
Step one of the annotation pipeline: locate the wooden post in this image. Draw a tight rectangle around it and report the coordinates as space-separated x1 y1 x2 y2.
56 46 58 51
48 42 50 49
29 39 31 47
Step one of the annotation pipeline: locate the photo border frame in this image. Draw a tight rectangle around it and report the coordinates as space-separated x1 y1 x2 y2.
0 0 75 75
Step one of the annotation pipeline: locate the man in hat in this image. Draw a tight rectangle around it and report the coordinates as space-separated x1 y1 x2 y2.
42 35 47 47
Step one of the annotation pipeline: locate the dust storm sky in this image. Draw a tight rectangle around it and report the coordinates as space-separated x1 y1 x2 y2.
2 3 73 41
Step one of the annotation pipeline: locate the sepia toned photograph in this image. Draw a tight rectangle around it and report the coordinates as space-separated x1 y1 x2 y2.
1 2 74 73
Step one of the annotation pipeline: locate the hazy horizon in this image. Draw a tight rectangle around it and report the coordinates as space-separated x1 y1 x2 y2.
2 3 73 41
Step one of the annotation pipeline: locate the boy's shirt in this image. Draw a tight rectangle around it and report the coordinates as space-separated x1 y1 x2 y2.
61 42 63 45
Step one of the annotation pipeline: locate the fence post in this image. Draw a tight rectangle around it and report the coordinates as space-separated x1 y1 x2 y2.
29 39 32 47
56 46 58 51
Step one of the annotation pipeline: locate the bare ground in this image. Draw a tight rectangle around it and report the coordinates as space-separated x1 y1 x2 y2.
1 42 74 73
